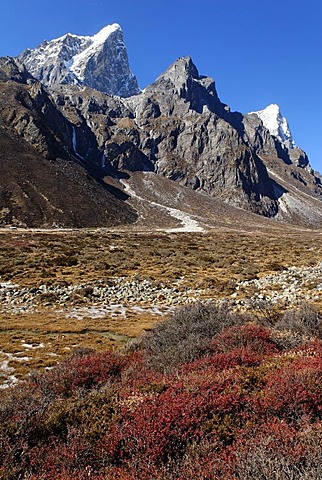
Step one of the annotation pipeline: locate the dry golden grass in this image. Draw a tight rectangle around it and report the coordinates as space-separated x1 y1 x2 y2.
0 308 161 382
1 227 322 383
0 229 320 286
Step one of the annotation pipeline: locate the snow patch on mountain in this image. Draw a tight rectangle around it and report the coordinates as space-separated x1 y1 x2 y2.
249 104 296 150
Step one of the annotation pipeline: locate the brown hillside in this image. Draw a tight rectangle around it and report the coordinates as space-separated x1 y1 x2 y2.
0 126 137 227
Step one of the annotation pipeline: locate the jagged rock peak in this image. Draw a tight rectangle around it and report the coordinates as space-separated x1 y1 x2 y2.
148 56 225 116
0 56 35 84
159 56 200 80
249 103 296 150
154 56 212 92
17 23 139 97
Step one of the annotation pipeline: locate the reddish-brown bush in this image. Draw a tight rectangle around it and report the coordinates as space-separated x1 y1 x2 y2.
35 350 125 397
0 307 321 479
260 356 322 422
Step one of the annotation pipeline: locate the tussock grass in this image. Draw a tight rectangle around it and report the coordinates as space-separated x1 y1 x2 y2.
0 230 321 289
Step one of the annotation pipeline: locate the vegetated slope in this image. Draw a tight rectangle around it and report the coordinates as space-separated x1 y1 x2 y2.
0 126 137 227
0 303 321 479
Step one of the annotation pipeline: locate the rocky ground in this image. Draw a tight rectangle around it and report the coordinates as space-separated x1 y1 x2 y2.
232 262 322 309
0 276 205 316
2 260 322 316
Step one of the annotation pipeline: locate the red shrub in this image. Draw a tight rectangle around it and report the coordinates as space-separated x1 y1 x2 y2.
1 322 321 479
260 355 322 422
294 338 322 357
211 324 280 356
179 347 264 376
36 350 125 397
104 372 249 467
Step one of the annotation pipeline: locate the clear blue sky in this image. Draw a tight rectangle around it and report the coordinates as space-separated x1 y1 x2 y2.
1 0 321 171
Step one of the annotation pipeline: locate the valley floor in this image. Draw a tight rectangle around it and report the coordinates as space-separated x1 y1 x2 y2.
1 223 322 387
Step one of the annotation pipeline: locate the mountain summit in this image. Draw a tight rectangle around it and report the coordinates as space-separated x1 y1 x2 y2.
249 104 296 150
17 24 139 97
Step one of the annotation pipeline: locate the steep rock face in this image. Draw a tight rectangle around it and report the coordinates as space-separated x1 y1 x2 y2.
31 56 322 221
0 57 34 84
47 57 279 215
124 57 278 215
0 75 76 160
0 62 137 227
18 24 139 97
47 84 140 172
242 112 284 159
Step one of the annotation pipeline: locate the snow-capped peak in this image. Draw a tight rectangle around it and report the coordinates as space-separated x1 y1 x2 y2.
17 23 139 97
91 23 121 43
249 103 296 149
50 32 89 43
49 23 121 45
